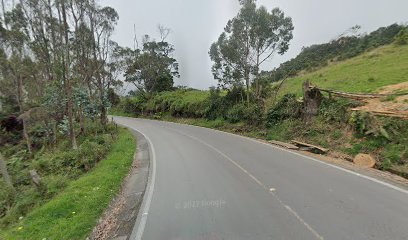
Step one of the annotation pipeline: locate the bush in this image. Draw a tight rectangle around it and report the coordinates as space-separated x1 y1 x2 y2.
243 104 263 125
225 103 263 125
319 98 356 122
266 94 301 127
394 28 408 45
226 104 247 123
119 97 145 115
204 88 228 120
79 140 108 170
382 145 404 165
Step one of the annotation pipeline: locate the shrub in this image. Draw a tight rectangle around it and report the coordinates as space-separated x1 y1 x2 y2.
120 97 145 115
319 98 356 122
243 104 263 125
226 103 263 125
382 145 404 165
394 28 408 45
226 104 247 123
79 140 106 170
204 88 228 120
266 94 301 127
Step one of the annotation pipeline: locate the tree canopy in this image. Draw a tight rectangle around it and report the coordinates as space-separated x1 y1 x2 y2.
209 0 293 104
0 0 121 150
119 30 180 97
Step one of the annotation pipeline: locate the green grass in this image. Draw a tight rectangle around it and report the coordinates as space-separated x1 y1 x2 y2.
0 128 136 240
273 44 408 100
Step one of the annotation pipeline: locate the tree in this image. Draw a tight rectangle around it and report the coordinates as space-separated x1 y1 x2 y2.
122 27 179 97
395 28 408 45
209 0 293 105
87 2 119 127
0 4 35 155
0 0 122 152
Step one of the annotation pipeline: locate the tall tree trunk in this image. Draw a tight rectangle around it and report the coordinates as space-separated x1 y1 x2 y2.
61 1 77 149
1 0 6 24
22 118 32 155
89 5 107 129
100 95 107 127
52 119 57 148
79 106 85 134
255 53 260 99
17 74 33 156
0 153 14 191
245 70 250 107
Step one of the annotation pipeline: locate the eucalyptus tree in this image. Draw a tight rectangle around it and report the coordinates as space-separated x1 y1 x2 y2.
0 3 35 155
209 0 294 104
0 0 122 151
123 29 180 97
86 1 119 127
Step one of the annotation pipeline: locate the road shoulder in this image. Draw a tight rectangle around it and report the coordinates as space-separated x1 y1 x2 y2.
91 130 150 240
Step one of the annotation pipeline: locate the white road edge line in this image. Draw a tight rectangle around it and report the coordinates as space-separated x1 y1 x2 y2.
150 118 408 196
121 123 157 240
166 126 325 240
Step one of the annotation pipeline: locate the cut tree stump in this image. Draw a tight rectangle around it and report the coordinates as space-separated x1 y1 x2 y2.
353 154 376 168
291 140 328 154
29 169 42 187
302 80 322 122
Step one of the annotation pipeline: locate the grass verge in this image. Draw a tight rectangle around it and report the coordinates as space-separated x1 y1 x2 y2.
0 128 136 240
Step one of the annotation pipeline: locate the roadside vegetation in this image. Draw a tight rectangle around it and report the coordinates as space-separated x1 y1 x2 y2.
0 1 138 238
0 128 135 239
112 0 408 178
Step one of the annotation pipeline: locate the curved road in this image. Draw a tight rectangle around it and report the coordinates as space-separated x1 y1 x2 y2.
113 116 408 240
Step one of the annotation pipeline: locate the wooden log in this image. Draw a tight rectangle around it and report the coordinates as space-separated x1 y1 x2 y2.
316 88 408 100
269 140 300 150
351 109 408 119
291 140 328 154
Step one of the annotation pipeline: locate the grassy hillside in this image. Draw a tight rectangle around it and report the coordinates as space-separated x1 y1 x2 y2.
274 44 408 99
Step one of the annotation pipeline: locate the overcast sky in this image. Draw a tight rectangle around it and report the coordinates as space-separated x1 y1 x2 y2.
101 0 408 90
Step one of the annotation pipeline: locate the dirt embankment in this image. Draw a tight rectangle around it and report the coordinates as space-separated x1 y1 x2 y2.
352 82 408 119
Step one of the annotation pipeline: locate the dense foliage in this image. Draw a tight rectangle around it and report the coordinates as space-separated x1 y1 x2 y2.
1 129 135 240
0 0 131 233
119 29 180 96
0 121 118 227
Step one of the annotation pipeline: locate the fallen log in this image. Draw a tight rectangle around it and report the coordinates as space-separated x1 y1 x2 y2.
291 140 328 154
315 88 408 100
269 140 299 150
351 109 408 119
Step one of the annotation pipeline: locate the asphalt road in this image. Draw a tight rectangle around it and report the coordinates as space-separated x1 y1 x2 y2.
113 116 408 240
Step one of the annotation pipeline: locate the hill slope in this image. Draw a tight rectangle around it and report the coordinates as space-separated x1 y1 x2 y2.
274 44 408 99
